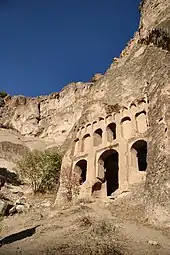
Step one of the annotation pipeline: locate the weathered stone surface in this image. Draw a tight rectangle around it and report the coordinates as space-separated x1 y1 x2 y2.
15 197 27 206
56 0 170 227
91 73 103 82
0 200 7 216
0 0 169 227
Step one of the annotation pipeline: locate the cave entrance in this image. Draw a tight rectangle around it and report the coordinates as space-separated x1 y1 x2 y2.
131 140 147 171
98 149 119 196
74 159 87 185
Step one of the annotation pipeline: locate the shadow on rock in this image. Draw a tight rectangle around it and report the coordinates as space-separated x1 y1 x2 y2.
0 168 21 185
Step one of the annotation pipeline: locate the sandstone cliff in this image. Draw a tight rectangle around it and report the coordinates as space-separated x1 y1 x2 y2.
0 0 170 226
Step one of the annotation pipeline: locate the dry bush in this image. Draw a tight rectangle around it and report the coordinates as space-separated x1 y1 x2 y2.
76 213 115 236
41 219 121 255
91 217 115 236
42 242 123 255
0 91 7 98
17 150 62 194
76 214 93 228
61 167 81 201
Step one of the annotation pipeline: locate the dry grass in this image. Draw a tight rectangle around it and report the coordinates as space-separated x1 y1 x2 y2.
76 213 116 236
41 243 124 255
39 225 123 255
39 210 122 255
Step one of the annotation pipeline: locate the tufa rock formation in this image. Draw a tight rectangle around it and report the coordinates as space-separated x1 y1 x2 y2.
0 0 169 226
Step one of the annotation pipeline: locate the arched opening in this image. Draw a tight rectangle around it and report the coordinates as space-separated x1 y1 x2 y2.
99 117 104 125
138 99 146 106
82 134 91 152
130 103 136 112
98 149 119 196
99 117 104 121
106 115 112 124
130 103 136 108
74 139 79 155
106 115 112 119
74 159 87 185
106 123 116 142
131 140 147 171
121 117 132 139
122 107 128 115
135 111 147 133
93 128 103 146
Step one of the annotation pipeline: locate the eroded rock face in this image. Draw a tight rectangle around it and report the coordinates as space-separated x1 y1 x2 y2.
0 0 169 226
0 82 94 148
56 0 170 226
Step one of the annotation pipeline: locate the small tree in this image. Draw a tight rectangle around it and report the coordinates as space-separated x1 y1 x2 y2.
0 91 8 98
17 150 62 194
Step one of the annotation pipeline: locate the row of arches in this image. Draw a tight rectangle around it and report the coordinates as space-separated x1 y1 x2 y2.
77 98 147 133
121 111 147 139
128 99 147 111
74 110 147 155
77 99 147 135
73 140 147 196
74 123 116 154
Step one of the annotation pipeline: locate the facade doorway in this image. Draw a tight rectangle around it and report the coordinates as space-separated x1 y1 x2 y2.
74 159 87 185
98 149 119 196
131 140 147 171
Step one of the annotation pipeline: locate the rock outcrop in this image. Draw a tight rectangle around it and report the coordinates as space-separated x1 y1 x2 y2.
0 0 169 226
56 0 170 227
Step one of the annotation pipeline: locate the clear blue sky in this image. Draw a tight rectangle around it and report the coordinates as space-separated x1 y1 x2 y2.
0 0 140 97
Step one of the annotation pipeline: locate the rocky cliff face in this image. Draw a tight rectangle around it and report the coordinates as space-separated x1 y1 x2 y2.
57 0 170 226
0 0 169 225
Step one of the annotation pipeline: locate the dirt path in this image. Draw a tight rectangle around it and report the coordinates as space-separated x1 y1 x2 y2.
0 199 170 255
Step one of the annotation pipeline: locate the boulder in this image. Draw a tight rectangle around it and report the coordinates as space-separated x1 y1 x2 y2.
16 205 25 213
15 197 26 205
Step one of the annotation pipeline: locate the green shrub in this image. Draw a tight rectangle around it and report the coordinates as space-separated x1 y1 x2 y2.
17 150 62 194
0 91 8 98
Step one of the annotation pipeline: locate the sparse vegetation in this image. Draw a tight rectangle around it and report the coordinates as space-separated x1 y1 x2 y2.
139 28 170 52
77 214 93 227
61 167 82 201
77 214 115 235
0 91 8 98
17 150 62 194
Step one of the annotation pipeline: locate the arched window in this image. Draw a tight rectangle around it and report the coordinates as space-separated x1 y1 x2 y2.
105 115 112 124
99 117 104 121
138 100 146 111
93 129 103 146
135 111 147 133
130 103 136 108
106 123 116 142
82 134 91 152
130 103 136 112
74 159 87 185
131 140 147 171
121 117 132 139
74 138 79 155
86 123 91 128
138 99 146 106
122 107 128 115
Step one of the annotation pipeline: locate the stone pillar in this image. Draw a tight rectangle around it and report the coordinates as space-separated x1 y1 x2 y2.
118 139 129 188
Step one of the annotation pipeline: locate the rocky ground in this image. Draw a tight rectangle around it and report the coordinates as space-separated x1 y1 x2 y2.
0 183 170 255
